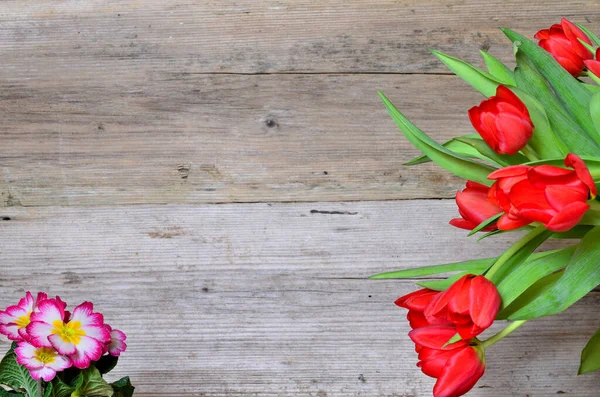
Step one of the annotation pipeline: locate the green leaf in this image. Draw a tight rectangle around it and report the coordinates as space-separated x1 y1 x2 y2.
432 50 501 97
503 28 598 140
509 86 566 158
404 136 493 166
370 257 494 280
513 49 599 155
94 356 118 376
486 227 553 284
496 246 576 311
0 389 24 397
467 212 502 236
582 83 600 93
417 271 470 291
111 377 134 397
508 226 600 319
579 328 600 374
578 38 597 54
48 377 73 397
590 92 600 139
454 137 528 167
499 271 563 319
576 23 600 47
0 343 38 397
379 91 495 185
480 50 516 85
72 367 113 397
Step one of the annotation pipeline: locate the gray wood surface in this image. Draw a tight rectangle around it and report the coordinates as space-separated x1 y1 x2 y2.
0 202 598 396
1 1 598 396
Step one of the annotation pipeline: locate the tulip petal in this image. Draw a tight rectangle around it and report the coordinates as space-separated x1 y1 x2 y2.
468 276 501 330
545 185 588 211
561 18 593 60
433 347 485 397
565 153 598 197
395 289 438 311
488 165 530 180
418 348 457 378
409 325 464 350
545 201 590 232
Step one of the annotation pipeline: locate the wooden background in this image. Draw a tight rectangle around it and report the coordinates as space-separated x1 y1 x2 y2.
1 1 599 396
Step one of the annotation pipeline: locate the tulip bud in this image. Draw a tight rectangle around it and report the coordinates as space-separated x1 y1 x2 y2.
468 86 534 155
488 154 597 232
424 275 501 339
535 18 593 76
449 181 502 231
409 326 486 397
584 49 600 78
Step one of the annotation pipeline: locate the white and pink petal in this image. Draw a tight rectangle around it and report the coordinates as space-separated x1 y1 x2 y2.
0 324 22 340
25 322 54 348
48 334 77 356
82 324 111 343
71 302 104 327
29 366 57 382
30 300 64 325
47 355 71 372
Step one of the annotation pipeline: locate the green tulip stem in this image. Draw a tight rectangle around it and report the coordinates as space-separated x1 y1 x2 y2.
37 379 42 397
520 144 540 161
481 320 527 349
484 224 547 281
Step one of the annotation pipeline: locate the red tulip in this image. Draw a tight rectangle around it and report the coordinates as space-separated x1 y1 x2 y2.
488 154 598 232
410 325 486 397
424 275 501 339
535 18 593 76
584 48 600 77
468 86 534 155
449 181 502 231
396 289 451 333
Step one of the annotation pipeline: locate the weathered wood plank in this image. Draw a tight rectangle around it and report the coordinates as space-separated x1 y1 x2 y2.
1 74 484 207
0 1 598 74
0 201 596 396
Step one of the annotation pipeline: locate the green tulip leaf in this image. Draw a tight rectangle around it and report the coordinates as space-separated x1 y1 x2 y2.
370 257 494 280
579 328 600 374
467 212 502 236
486 226 553 284
431 50 502 97
404 135 494 166
417 271 471 291
509 86 567 158
508 226 600 320
379 91 495 185
503 28 597 139
454 137 528 167
480 50 516 85
583 83 600 93
513 49 599 154
576 23 600 47
590 92 600 138
499 271 563 319
496 246 576 312
577 38 597 54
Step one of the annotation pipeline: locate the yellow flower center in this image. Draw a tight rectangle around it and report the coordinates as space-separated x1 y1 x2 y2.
51 320 86 344
15 312 31 329
34 347 57 365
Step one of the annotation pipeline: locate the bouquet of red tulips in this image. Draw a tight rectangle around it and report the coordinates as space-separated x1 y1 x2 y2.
373 18 600 397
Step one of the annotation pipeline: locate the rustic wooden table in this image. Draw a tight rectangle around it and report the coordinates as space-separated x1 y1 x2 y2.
1 1 599 396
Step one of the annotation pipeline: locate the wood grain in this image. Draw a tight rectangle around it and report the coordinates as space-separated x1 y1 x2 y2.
0 201 596 396
1 74 482 207
0 1 598 75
